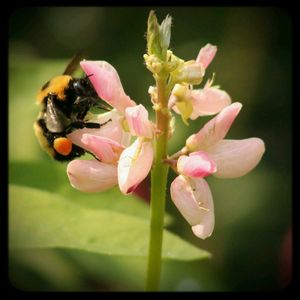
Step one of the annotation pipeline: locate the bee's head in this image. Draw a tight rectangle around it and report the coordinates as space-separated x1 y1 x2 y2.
72 75 95 97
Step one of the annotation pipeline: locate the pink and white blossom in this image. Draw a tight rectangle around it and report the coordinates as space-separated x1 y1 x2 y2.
177 151 217 178
186 102 243 151
67 110 131 148
171 102 265 239
125 104 153 138
64 48 265 242
168 44 229 122
80 134 125 164
207 138 265 178
67 160 118 193
170 175 214 239
80 60 136 114
169 84 231 121
190 87 231 119
67 60 154 195
118 138 154 194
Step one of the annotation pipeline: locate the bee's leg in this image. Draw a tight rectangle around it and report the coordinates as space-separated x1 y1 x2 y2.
92 100 111 111
73 97 111 119
72 98 90 120
83 119 112 128
65 121 99 133
74 96 112 110
65 119 111 133
83 122 102 128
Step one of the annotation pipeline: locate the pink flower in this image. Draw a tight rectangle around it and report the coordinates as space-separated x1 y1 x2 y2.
171 102 265 239
64 52 264 243
190 86 231 119
67 131 124 192
80 135 125 164
125 104 153 138
80 60 136 114
169 83 231 122
118 137 154 194
196 43 217 70
67 160 118 193
177 151 217 178
67 110 131 150
67 61 154 195
168 44 229 123
186 102 243 151
171 175 214 239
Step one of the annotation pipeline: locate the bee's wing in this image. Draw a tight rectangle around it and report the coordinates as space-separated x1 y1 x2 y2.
63 51 85 76
46 97 71 133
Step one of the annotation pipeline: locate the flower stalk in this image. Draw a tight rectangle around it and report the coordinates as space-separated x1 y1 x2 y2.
146 76 170 291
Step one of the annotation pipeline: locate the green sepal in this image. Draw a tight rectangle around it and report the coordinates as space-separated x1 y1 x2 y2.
147 11 164 60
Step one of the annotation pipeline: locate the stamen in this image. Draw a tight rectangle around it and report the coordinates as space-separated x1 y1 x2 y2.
197 202 210 212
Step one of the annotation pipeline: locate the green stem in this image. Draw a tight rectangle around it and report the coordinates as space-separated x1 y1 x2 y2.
145 76 170 291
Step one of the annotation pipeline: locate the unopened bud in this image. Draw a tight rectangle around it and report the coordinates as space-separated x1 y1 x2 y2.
147 11 163 59
146 11 172 62
159 14 172 51
144 54 163 74
171 60 204 85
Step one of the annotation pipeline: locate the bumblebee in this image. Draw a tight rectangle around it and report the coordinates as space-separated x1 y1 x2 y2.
34 53 110 161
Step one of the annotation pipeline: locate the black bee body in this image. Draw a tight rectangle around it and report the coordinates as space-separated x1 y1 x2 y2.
34 53 110 161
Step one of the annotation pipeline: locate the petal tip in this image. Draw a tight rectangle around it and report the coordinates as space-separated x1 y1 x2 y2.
79 60 93 69
253 137 266 158
192 224 213 239
233 102 243 111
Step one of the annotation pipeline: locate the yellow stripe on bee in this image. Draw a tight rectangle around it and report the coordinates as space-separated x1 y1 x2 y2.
33 121 55 157
53 137 72 156
36 75 72 103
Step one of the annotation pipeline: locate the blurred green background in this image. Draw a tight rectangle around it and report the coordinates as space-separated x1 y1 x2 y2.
9 7 292 291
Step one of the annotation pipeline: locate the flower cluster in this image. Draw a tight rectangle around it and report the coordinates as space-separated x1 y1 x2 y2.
67 60 154 195
66 43 265 239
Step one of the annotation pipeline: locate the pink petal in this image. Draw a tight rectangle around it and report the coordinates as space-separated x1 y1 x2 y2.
67 110 131 148
196 44 217 69
190 87 231 119
80 60 136 113
81 134 125 163
170 175 214 239
125 104 153 138
186 102 242 151
208 138 265 178
118 138 154 195
67 160 118 193
177 151 217 178
168 93 178 111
